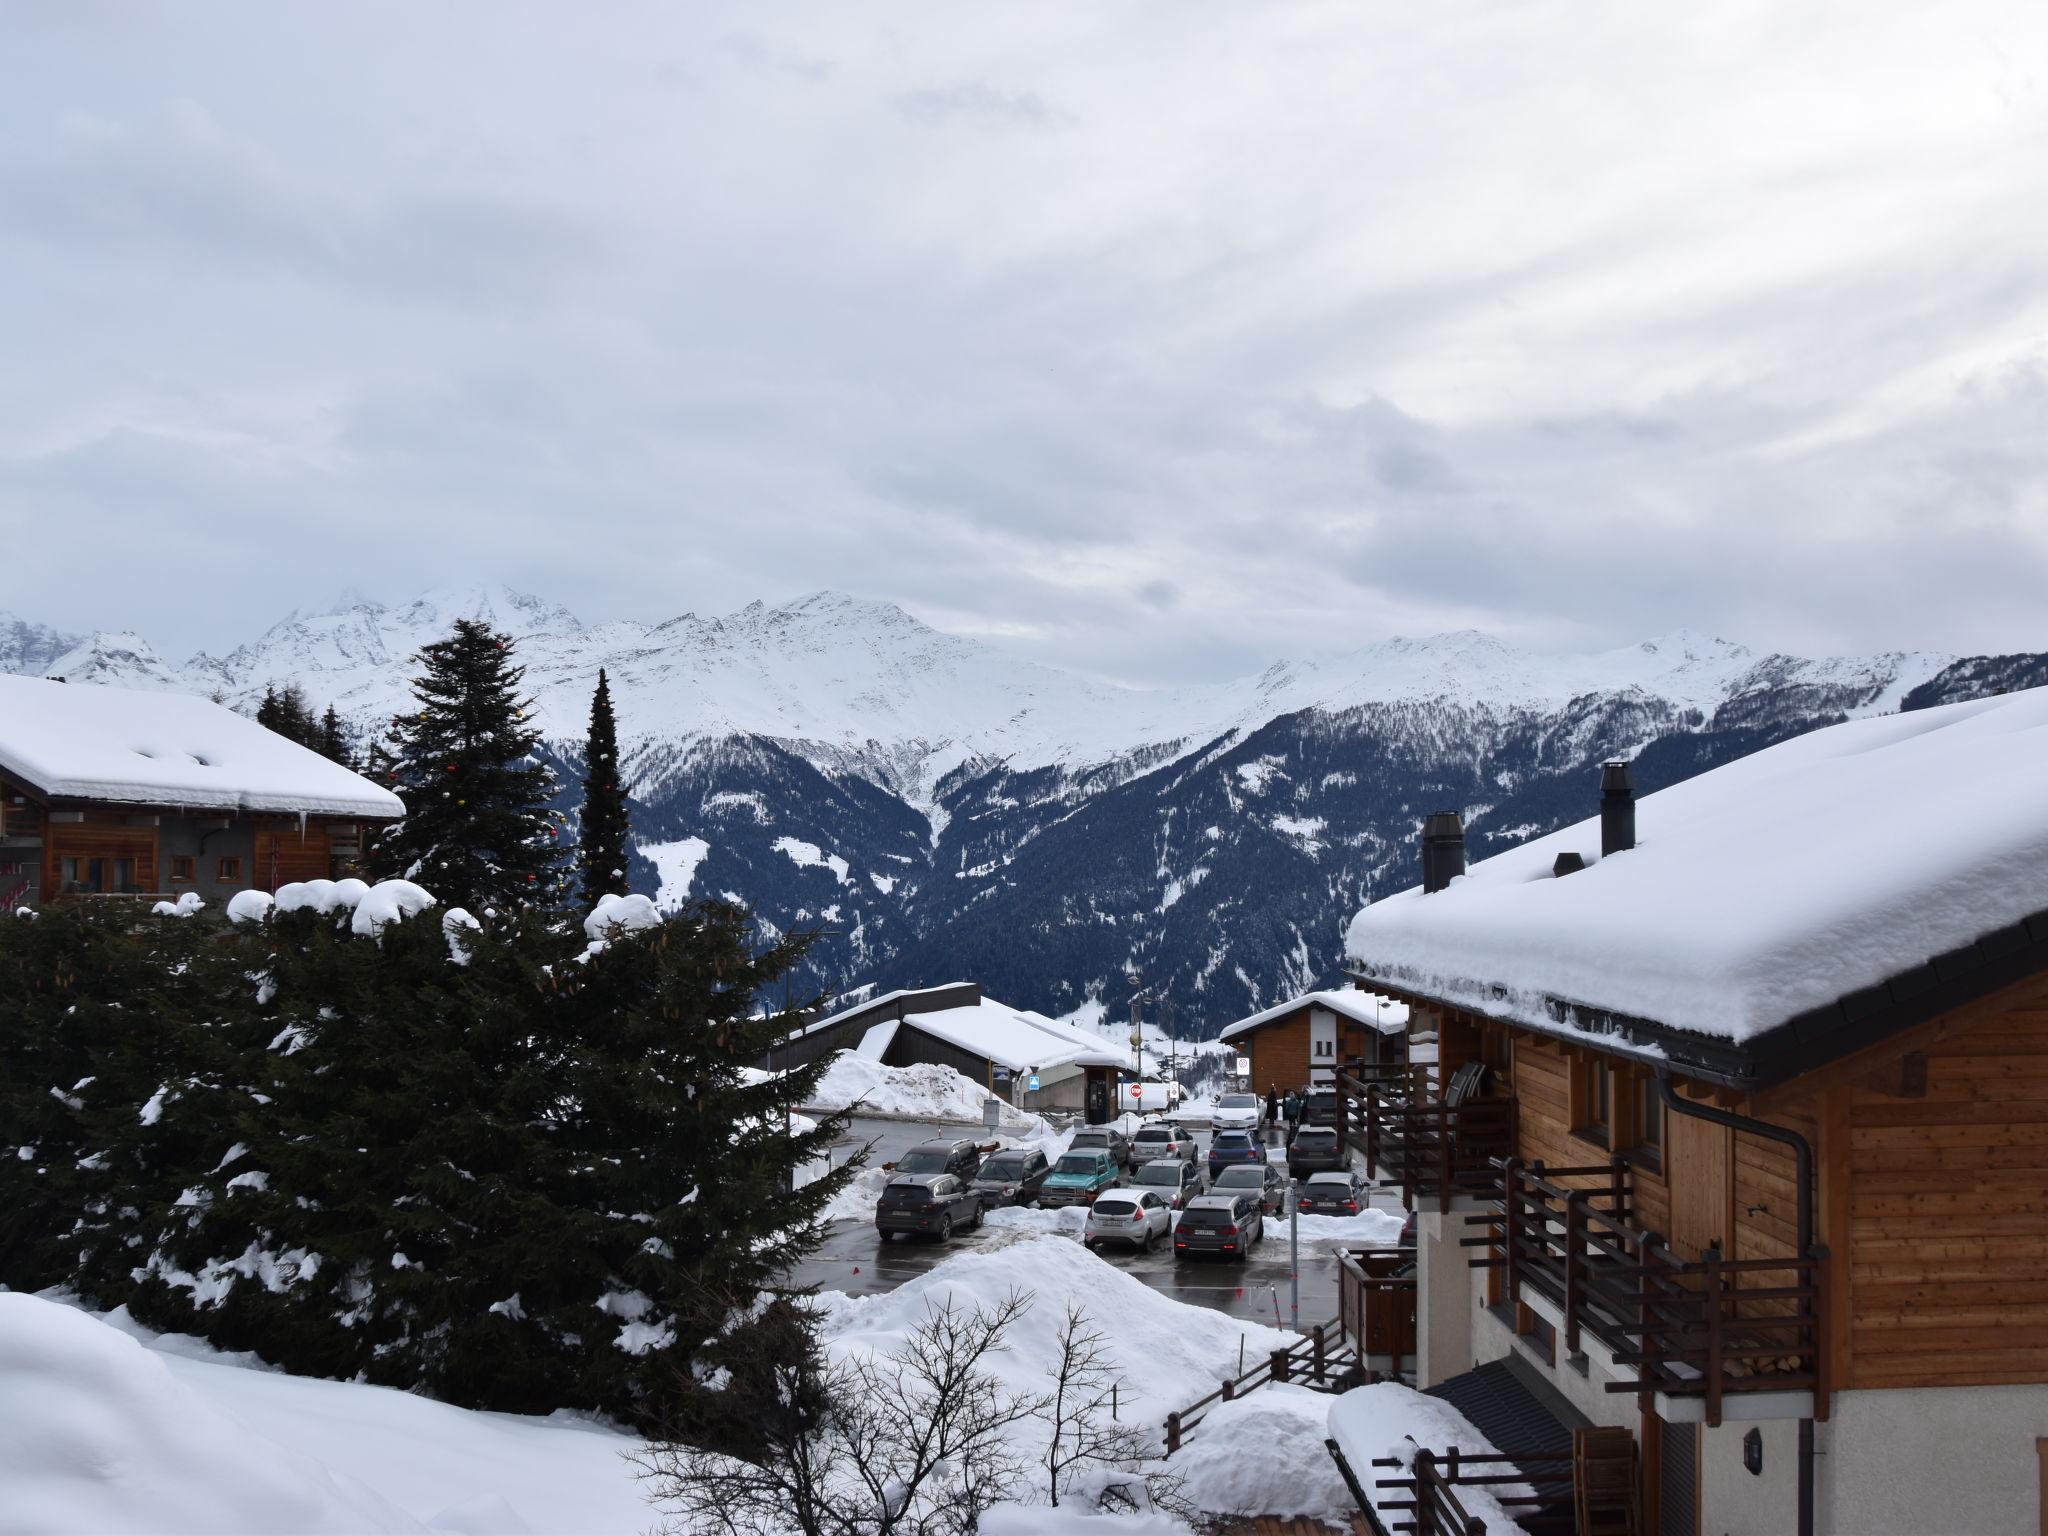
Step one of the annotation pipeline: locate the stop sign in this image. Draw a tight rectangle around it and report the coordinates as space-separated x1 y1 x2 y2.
1129 1084 1143 1099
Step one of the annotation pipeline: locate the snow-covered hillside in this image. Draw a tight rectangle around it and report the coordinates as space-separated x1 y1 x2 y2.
9 585 2040 1029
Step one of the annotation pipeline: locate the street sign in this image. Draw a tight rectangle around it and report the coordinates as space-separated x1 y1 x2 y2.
1129 1084 1143 1100
1028 1073 1040 1092
982 1098 1002 1131
993 1066 1010 1082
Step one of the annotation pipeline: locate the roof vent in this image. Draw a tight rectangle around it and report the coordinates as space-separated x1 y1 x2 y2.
1600 759 1636 856
1421 810 1467 894
1552 851 1586 878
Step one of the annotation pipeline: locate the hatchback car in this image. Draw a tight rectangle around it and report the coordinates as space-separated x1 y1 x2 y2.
1212 1092 1263 1132
1130 1157 1204 1208
1300 1090 1344 1128
1287 1125 1348 1178
1084 1189 1173 1252
874 1173 983 1240
1210 1161 1289 1215
970 1147 1050 1207
1206 1129 1266 1179
894 1138 984 1181
1130 1122 1198 1165
1297 1169 1368 1216
1173 1192 1265 1260
1068 1125 1136 1172
1037 1149 1121 1208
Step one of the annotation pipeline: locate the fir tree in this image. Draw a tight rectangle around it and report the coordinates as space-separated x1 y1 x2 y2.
317 704 353 770
368 620 567 911
254 682 320 749
577 668 631 906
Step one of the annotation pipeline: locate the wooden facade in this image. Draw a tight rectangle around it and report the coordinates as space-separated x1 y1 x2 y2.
1232 996 1401 1097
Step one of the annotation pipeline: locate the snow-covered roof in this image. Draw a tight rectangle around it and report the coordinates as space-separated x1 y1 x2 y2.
0 676 403 819
894 998 1132 1074
1219 989 1410 1043
1347 687 2048 1047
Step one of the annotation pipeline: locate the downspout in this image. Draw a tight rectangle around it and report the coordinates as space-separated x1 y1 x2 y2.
1658 1072 1818 1536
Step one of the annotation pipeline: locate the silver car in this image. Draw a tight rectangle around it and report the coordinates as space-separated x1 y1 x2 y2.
1130 1157 1204 1209
1084 1189 1173 1252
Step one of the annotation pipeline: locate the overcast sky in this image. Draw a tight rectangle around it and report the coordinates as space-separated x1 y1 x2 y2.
4 2 2046 684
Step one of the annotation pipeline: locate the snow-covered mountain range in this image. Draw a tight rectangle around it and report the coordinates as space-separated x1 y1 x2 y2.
10 585 2042 1030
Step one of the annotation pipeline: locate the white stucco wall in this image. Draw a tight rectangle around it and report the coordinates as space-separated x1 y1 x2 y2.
1414 1209 1475 1387
1809 1384 2048 1536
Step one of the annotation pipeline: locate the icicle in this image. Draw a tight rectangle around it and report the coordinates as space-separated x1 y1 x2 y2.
298 809 306 840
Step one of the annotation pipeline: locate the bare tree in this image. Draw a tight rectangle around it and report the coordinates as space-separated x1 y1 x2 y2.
636 1290 1043 1536
1038 1302 1192 1520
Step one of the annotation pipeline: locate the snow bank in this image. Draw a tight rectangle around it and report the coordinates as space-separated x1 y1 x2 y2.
1265 1209 1408 1248
151 891 204 917
816 1233 1296 1459
224 890 272 925
807 1049 1048 1131
1327 1381 1534 1533
0 1293 417 1533
982 1504 1188 1536
7 1296 650 1535
351 879 435 937
1176 1382 1355 1520
983 1203 1089 1239
1349 687 2048 1043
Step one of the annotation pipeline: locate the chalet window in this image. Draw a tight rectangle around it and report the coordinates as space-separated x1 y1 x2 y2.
1572 1055 1611 1146
1633 1075 1662 1169
169 855 195 884
216 856 241 883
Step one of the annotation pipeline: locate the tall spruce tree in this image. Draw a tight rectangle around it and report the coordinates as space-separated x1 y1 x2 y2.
368 620 567 911
577 669 630 906
255 682 320 748
317 703 353 770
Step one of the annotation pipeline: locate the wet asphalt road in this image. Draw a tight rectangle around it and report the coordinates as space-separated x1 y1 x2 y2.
788 1114 1406 1332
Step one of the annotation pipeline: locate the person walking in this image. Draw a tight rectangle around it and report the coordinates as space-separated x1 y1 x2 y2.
1265 1086 1279 1126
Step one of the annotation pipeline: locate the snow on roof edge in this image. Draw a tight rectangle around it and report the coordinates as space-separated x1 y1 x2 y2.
1219 988 1410 1043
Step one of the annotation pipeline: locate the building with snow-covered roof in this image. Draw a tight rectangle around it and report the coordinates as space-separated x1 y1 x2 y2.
1216 988 1408 1092
0 676 402 908
1330 686 2048 1536
767 982 1136 1122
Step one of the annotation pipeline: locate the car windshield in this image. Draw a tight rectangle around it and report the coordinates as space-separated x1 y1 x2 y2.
1296 1129 1338 1145
979 1157 1025 1178
1071 1131 1109 1145
1092 1197 1137 1214
1054 1153 1105 1174
1134 1127 1169 1140
1306 1175 1351 1189
897 1149 952 1172
1219 1094 1257 1108
1214 1166 1263 1186
1214 1132 1251 1147
1135 1165 1180 1184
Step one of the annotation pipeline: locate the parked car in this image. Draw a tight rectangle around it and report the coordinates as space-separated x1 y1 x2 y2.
1212 1092 1263 1132
1206 1129 1266 1179
1297 1169 1368 1216
1210 1161 1289 1215
1038 1149 1121 1208
875 1173 983 1240
1068 1125 1136 1172
1131 1157 1204 1209
894 1138 984 1181
1287 1125 1348 1178
970 1147 1050 1207
1173 1191 1265 1260
1300 1090 1345 1128
1130 1121 1198 1165
1085 1189 1173 1252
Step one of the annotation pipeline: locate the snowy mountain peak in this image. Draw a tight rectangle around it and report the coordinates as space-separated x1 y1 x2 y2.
44 630 184 690
391 582 583 639
0 612 84 677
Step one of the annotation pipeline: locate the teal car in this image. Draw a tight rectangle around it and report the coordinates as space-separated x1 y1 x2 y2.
1038 1149 1120 1209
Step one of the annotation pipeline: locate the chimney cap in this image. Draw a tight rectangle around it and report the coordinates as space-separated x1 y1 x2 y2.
1552 851 1586 878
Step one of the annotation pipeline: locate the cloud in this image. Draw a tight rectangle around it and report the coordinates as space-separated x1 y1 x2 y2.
1 0 2045 683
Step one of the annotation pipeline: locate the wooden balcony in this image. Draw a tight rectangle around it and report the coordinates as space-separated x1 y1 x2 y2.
1336 1068 1517 1214
1336 1246 1416 1379
1467 1157 1829 1427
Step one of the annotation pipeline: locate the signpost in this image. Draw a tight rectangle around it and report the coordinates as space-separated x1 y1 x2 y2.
983 1098 1003 1132
1028 1072 1040 1092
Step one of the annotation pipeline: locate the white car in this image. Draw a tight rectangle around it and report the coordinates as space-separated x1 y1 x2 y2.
1084 1189 1174 1252
1212 1091 1263 1132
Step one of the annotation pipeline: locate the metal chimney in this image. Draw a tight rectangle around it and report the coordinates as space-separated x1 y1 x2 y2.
1600 759 1636 856
1421 811 1467 893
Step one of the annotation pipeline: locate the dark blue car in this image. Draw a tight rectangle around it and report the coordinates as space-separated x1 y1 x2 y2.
1206 1129 1265 1180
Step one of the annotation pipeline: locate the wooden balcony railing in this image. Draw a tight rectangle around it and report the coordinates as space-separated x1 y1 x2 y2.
1467 1157 1829 1427
1364 1446 1577 1536
1336 1246 1416 1377
1337 1071 1517 1214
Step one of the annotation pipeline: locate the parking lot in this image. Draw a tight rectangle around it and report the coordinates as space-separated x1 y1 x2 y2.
788 1111 1405 1331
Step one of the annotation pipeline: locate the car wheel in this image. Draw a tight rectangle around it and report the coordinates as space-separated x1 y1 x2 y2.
969 1202 985 1231
937 1214 953 1241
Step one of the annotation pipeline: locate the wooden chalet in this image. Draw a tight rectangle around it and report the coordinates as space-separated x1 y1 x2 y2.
0 675 401 909
1328 689 2048 1536
1220 988 1410 1095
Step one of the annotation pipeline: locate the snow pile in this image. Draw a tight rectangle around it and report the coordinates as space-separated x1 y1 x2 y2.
151 891 205 918
816 1233 1296 1456
224 890 273 925
807 1049 1048 1130
584 891 661 938
442 907 482 965
982 1506 1187 1536
1327 1381 1534 1533
1175 1382 1355 1520
274 878 369 915
2 1295 651 1535
817 1162 895 1223
1266 1209 1408 1247
351 879 435 937
0 1293 417 1533
1348 687 2048 1043
983 1203 1089 1238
